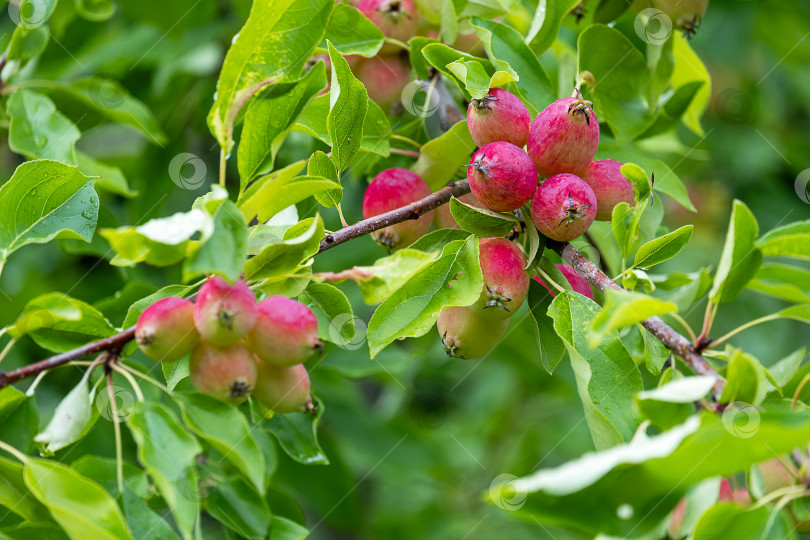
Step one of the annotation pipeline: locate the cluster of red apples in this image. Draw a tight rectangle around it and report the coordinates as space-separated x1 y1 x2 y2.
362 86 635 359
135 277 321 413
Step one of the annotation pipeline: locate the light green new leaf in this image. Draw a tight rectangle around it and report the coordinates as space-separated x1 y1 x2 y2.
367 235 483 358
446 59 517 100
670 33 711 137
413 121 476 191
238 63 328 184
7 90 80 164
757 220 810 261
0 454 51 523
548 292 643 449
302 282 355 343
326 41 368 172
175 393 266 494
420 44 488 98
0 161 98 265
75 0 116 21
183 201 249 283
332 248 438 305
709 200 762 304
207 0 333 152
77 152 137 198
591 289 677 347
526 279 565 374
239 174 339 224
24 458 133 540
635 376 715 430
244 217 324 280
633 225 693 268
719 347 769 406
471 17 554 112
310 150 342 208
34 370 93 453
693 503 794 540
0 387 39 454
269 516 309 540
525 0 581 55
448 196 517 237
777 303 810 324
746 262 810 303
323 3 384 57
127 401 202 540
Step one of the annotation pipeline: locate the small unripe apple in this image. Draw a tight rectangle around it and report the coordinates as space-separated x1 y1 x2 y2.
135 297 199 362
527 92 599 177
189 341 257 404
247 296 321 367
466 88 531 148
362 168 433 250
581 159 635 221
471 238 529 320
357 55 411 110
757 457 798 493
467 141 537 213
533 264 594 300
357 0 418 49
437 306 508 359
193 277 258 346
253 361 313 414
530 173 597 242
651 0 708 35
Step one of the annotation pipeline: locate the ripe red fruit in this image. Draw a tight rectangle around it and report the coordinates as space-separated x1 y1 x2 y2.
533 264 593 300
253 361 313 414
193 277 258 346
527 92 599 177
189 341 257 403
437 306 507 359
530 173 597 242
581 160 635 221
466 142 537 213
362 168 433 250
357 55 411 110
247 296 321 367
357 0 418 47
651 0 708 35
135 297 199 362
471 238 529 320
466 88 531 148
433 193 481 230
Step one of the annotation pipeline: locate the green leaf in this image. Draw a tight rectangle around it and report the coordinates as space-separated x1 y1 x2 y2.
769 348 806 388
71 455 150 499
413 121 476 191
202 468 272 539
265 396 329 465
323 3 384 57
333 248 438 305
578 24 652 141
127 401 202 540
0 389 39 454
269 516 309 540
757 220 810 261
243 217 324 280
593 0 631 23
633 225 693 269
302 282 355 344
121 486 180 540
76 152 137 198
670 33 711 137
175 392 266 494
525 0 581 55
470 17 554 112
24 459 132 540
239 173 340 224
10 293 116 352
237 63 328 184
420 44 484 98
448 196 517 237
503 410 810 537
747 263 810 303
719 348 768 406
0 161 99 264
182 201 248 283
326 41 369 172
22 78 168 145
693 503 794 540
360 99 391 158
207 0 333 152
7 26 49 65
100 208 213 267
591 288 677 347
446 59 517 100
709 200 762 304
34 370 92 453
635 376 714 430
548 292 643 449
367 236 483 358
777 303 810 325
163 358 190 391
75 0 116 21
526 279 565 374
309 150 342 208
7 90 80 164
0 454 51 523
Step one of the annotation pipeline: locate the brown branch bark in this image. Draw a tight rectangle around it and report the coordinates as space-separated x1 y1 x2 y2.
547 240 725 396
